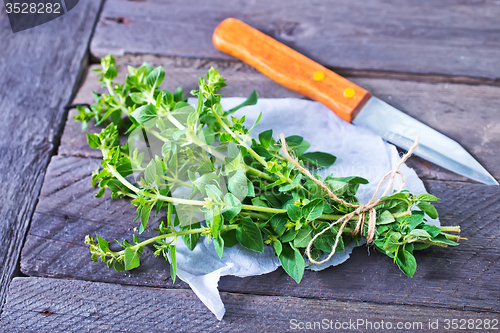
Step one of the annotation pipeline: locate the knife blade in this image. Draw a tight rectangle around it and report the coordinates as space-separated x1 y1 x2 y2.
212 18 498 185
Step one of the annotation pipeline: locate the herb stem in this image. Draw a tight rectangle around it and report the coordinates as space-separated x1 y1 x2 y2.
245 165 274 181
442 232 468 241
107 164 206 206
439 226 461 232
114 224 239 257
210 106 268 167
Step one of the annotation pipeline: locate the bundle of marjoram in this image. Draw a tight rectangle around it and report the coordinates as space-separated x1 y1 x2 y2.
76 55 463 283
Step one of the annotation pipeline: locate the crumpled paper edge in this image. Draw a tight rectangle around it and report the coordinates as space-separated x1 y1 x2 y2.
167 97 440 320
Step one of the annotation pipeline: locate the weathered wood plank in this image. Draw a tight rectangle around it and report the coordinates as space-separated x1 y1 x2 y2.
21 155 187 289
20 154 500 313
60 57 500 182
0 0 103 312
1 277 498 332
90 0 500 80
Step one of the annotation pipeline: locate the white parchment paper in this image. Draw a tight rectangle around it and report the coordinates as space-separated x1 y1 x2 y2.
173 97 437 320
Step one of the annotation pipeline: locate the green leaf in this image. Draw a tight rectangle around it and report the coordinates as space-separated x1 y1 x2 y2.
281 228 299 242
272 239 283 256
279 243 305 283
213 235 224 259
430 234 459 246
413 243 432 251
161 141 172 156
383 231 402 252
258 129 274 148
161 90 174 106
236 218 264 253
302 198 324 221
286 205 302 222
408 229 432 240
86 133 101 149
251 197 268 207
293 226 314 248
169 244 177 283
141 62 153 73
180 222 201 251
227 142 240 158
130 104 157 126
223 193 242 221
417 201 439 219
228 167 249 198
224 156 241 174
96 234 109 252
324 179 349 196
246 179 255 197
129 92 149 104
124 248 140 270
95 187 105 198
146 66 165 89
326 176 369 197
192 173 218 195
405 211 425 230
205 184 223 203
139 203 153 234
227 90 258 114
396 249 417 277
270 214 288 236
301 152 336 168
144 160 157 187
313 230 341 253
253 146 273 159
113 260 125 271
133 235 141 244
221 229 238 248
421 224 442 238
279 174 302 192
285 135 310 156
416 193 440 203
248 112 262 132
173 128 188 140
103 66 117 80
380 192 409 201
377 210 395 225
208 210 223 238
173 87 186 102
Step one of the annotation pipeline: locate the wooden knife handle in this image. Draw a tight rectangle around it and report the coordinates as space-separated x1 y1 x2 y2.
212 18 371 122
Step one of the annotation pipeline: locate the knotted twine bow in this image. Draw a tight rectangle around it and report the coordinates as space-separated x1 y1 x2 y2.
279 134 420 265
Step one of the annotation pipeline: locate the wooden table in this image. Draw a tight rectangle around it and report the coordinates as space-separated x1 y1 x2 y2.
1 0 500 331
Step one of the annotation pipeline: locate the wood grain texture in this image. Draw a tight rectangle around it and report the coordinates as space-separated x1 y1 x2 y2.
60 57 500 182
20 154 500 313
1 277 499 332
212 18 371 122
0 0 102 312
90 0 500 80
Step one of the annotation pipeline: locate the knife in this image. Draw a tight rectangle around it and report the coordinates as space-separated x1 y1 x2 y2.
212 18 498 185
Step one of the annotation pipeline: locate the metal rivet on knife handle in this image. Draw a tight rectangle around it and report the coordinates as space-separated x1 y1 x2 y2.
344 88 355 98
313 71 325 81
212 18 372 123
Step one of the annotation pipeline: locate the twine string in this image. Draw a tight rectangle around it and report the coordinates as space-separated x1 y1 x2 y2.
279 134 420 265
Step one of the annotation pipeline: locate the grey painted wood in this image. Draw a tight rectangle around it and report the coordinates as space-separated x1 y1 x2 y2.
0 0 103 312
91 0 500 80
60 57 500 182
20 155 500 313
1 277 499 332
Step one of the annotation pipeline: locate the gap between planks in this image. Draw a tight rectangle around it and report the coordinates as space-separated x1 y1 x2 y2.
0 0 104 314
1 276 499 333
